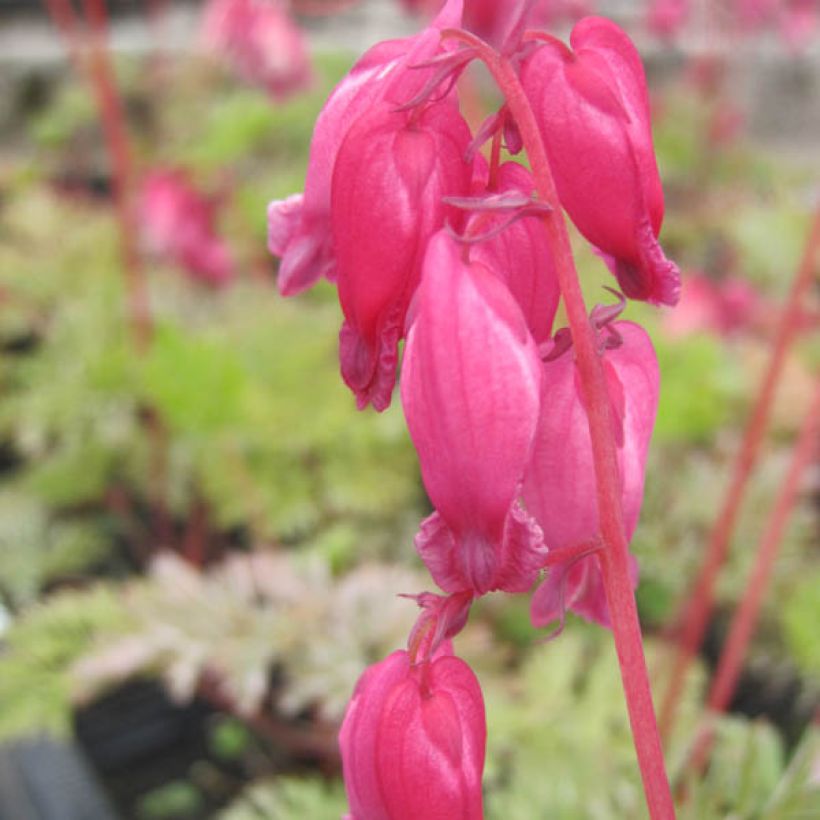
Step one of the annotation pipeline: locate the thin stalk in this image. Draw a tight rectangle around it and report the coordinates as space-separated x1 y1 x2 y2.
686 383 820 775
659 205 820 741
42 0 84 74
445 30 674 819
80 0 153 351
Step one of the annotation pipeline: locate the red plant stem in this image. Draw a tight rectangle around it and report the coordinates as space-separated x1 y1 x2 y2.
686 383 820 775
659 205 820 742
43 0 85 74
445 30 675 819
80 0 153 352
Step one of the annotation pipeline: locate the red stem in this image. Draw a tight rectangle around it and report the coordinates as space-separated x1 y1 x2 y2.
687 382 820 775
659 206 820 741
43 0 85 74
445 30 675 819
80 0 153 352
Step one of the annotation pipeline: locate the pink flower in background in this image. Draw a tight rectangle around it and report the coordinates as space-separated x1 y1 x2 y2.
646 0 690 38
521 17 680 306
267 0 465 298
663 273 765 338
340 646 486 820
138 170 234 287
401 231 546 595
523 321 659 626
201 0 312 101
780 0 819 50
332 104 472 411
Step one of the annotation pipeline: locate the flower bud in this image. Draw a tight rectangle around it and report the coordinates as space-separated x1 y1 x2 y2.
340 647 486 820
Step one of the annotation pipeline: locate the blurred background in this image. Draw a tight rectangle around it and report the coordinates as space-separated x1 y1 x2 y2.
0 0 817 817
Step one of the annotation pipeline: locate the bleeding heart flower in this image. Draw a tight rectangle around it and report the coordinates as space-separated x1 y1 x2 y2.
138 169 234 287
268 0 465 297
340 646 486 820
523 320 658 626
401 231 547 595
201 0 312 101
333 104 473 411
520 16 680 306
467 161 560 345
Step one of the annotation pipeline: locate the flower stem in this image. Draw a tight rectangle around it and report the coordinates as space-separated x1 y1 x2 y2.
80 0 153 352
686 382 820 775
659 205 820 741
446 30 675 819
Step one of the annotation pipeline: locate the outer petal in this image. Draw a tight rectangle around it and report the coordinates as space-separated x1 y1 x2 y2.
402 232 546 593
333 106 472 411
530 552 639 628
469 162 560 345
375 655 485 820
340 650 409 820
520 19 680 305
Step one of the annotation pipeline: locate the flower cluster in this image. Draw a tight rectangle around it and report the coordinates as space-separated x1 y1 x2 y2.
269 1 678 815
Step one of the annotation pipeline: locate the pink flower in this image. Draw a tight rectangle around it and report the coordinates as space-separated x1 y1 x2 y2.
520 17 680 306
333 104 472 411
646 0 690 38
662 273 764 338
267 0 465 297
340 646 486 820
467 162 560 345
138 169 234 287
201 0 312 101
401 231 547 595
523 321 658 626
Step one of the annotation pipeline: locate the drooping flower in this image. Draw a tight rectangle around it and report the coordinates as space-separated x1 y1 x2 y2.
138 169 234 287
201 0 312 101
340 646 486 820
332 104 473 411
268 0 465 297
523 320 658 627
401 231 547 595
520 16 680 306
467 161 560 345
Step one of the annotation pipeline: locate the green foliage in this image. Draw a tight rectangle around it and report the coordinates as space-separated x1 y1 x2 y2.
0 488 111 605
208 716 254 762
782 571 820 676
652 330 745 444
72 554 423 720
137 780 205 820
0 586 128 741
219 776 347 820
